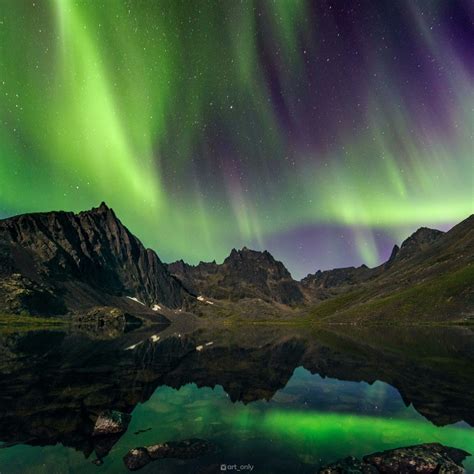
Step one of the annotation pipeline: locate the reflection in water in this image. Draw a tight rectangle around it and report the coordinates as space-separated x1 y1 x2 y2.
0 324 472 473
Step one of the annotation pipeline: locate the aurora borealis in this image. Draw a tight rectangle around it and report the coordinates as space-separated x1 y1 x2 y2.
0 1 472 278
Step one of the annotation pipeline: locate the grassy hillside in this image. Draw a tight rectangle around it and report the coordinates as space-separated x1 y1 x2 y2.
309 263 474 324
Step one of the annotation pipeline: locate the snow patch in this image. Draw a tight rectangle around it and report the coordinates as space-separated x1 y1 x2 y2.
127 296 145 306
150 335 160 343
151 304 162 311
125 340 144 351
197 295 214 305
196 341 213 352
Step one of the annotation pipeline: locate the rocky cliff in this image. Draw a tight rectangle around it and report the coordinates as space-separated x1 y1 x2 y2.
168 247 304 305
0 203 187 315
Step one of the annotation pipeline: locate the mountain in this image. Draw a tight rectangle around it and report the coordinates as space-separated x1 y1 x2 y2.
308 215 474 323
167 259 219 296
302 227 446 294
301 264 374 296
0 203 188 318
0 203 472 323
392 227 445 261
168 247 304 305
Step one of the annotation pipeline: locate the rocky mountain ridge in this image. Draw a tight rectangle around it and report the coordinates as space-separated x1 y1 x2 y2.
172 215 473 321
0 203 188 318
0 204 472 322
168 246 304 305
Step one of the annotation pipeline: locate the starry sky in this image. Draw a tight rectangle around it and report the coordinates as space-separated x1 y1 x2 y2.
0 0 473 279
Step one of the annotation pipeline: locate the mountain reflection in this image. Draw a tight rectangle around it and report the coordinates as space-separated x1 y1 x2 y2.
0 323 472 460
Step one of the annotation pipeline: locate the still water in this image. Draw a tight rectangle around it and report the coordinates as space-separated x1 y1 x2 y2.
0 324 472 473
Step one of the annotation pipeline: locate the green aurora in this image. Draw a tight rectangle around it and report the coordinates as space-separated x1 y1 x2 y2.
0 0 472 276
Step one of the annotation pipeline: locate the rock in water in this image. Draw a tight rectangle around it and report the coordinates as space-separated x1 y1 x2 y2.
123 448 151 471
319 456 378 473
319 443 471 473
147 438 215 459
92 410 131 437
123 438 215 471
364 443 470 473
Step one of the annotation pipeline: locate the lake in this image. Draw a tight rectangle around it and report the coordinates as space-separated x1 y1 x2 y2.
0 323 472 473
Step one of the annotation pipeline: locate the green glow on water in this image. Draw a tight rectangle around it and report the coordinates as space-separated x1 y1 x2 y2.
1 377 472 473
255 410 474 461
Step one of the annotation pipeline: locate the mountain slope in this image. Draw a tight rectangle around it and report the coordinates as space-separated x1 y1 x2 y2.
301 264 375 298
308 215 474 323
0 203 188 316
301 226 447 296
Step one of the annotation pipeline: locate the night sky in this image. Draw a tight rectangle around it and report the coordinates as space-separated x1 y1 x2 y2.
0 1 472 278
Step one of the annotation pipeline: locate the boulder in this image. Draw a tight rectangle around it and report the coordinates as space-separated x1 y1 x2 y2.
364 443 470 474
123 438 215 471
123 448 151 471
319 443 471 473
77 306 143 331
92 410 131 437
319 456 377 473
147 438 215 460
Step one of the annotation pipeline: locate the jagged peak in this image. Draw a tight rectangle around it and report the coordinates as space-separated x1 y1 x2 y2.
388 244 400 260
198 259 217 266
80 202 121 225
0 203 117 225
168 258 219 271
390 244 400 254
228 246 272 257
234 246 253 254
400 226 444 249
88 201 113 214
384 244 400 269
